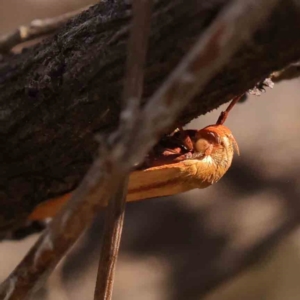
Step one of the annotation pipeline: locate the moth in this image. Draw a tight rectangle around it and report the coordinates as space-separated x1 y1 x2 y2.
29 96 241 221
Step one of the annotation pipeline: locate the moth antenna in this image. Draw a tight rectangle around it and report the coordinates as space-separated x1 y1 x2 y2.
230 134 240 156
216 94 244 125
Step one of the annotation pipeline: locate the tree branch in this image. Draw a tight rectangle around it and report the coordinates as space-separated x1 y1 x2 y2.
1 0 300 236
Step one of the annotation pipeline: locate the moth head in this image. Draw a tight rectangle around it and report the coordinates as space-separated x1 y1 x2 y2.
193 124 239 159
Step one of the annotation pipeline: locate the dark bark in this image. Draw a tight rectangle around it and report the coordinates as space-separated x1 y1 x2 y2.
0 0 300 235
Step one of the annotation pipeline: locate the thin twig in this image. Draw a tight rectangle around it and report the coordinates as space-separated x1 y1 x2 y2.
0 5 91 53
271 62 300 82
94 176 128 300
0 0 279 299
94 0 153 299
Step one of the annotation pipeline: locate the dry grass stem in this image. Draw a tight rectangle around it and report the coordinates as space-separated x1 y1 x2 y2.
0 5 91 53
94 0 153 299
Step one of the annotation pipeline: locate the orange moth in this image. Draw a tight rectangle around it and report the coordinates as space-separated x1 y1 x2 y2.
29 96 241 221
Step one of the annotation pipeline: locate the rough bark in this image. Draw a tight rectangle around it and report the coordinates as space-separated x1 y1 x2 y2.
1 0 300 235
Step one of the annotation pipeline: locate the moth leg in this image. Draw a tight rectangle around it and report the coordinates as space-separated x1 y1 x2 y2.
177 126 194 151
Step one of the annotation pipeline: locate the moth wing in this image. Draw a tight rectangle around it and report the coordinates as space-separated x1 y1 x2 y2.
128 161 198 202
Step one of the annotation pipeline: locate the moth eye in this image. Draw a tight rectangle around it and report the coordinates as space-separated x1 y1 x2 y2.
194 138 210 153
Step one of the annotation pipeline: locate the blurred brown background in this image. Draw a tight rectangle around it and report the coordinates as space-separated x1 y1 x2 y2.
1 1 300 299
